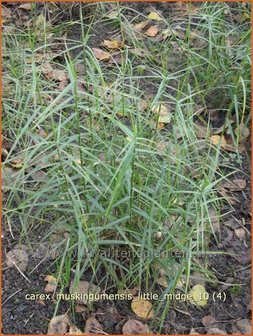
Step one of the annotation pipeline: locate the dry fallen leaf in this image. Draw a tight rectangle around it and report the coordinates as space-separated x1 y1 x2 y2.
75 304 88 313
208 208 220 233
118 286 139 297
206 327 227 335
217 185 238 205
106 10 119 20
201 315 217 327
69 280 101 304
6 247 29 272
173 3 199 16
2 167 20 192
209 135 226 149
84 316 103 334
234 227 246 240
147 11 163 21
157 122 165 130
131 297 154 319
67 325 83 335
152 104 171 123
235 124 250 143
38 127 48 138
221 179 246 191
122 320 149 334
145 26 159 37
41 63 68 83
95 306 121 326
189 30 208 49
223 135 246 153
92 48 110 61
47 315 71 334
133 20 149 31
138 98 149 112
10 158 23 169
189 284 208 307
156 276 168 288
45 275 58 293
156 141 170 153
2 6 11 19
19 3 32 10
189 328 200 335
35 13 46 27
194 123 210 138
129 48 152 58
236 319 252 334
102 39 124 50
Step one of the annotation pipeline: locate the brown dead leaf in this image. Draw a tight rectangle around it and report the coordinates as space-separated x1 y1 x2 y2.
156 276 168 288
209 135 226 149
67 325 83 335
234 227 246 240
217 185 238 205
2 167 20 192
156 141 170 153
58 80 68 90
106 10 119 20
194 123 210 138
152 104 171 123
10 157 23 169
138 98 149 112
129 48 151 58
201 315 217 328
19 3 32 10
122 320 149 334
35 13 46 27
208 208 220 233
38 127 48 138
75 304 88 313
145 26 159 37
212 124 226 135
75 64 86 75
189 284 208 307
6 247 29 272
224 140 246 153
69 280 101 304
45 275 57 293
173 3 198 16
92 48 110 61
224 218 242 230
38 299 46 306
236 319 252 334
189 30 208 49
95 306 121 326
41 63 68 83
108 53 124 66
147 11 163 21
47 315 71 334
131 297 154 319
133 20 149 31
157 122 165 130
118 286 138 297
206 327 227 334
189 328 200 335
235 124 250 143
221 179 246 191
2 6 11 19
84 316 103 334
102 39 124 50
55 70 68 82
